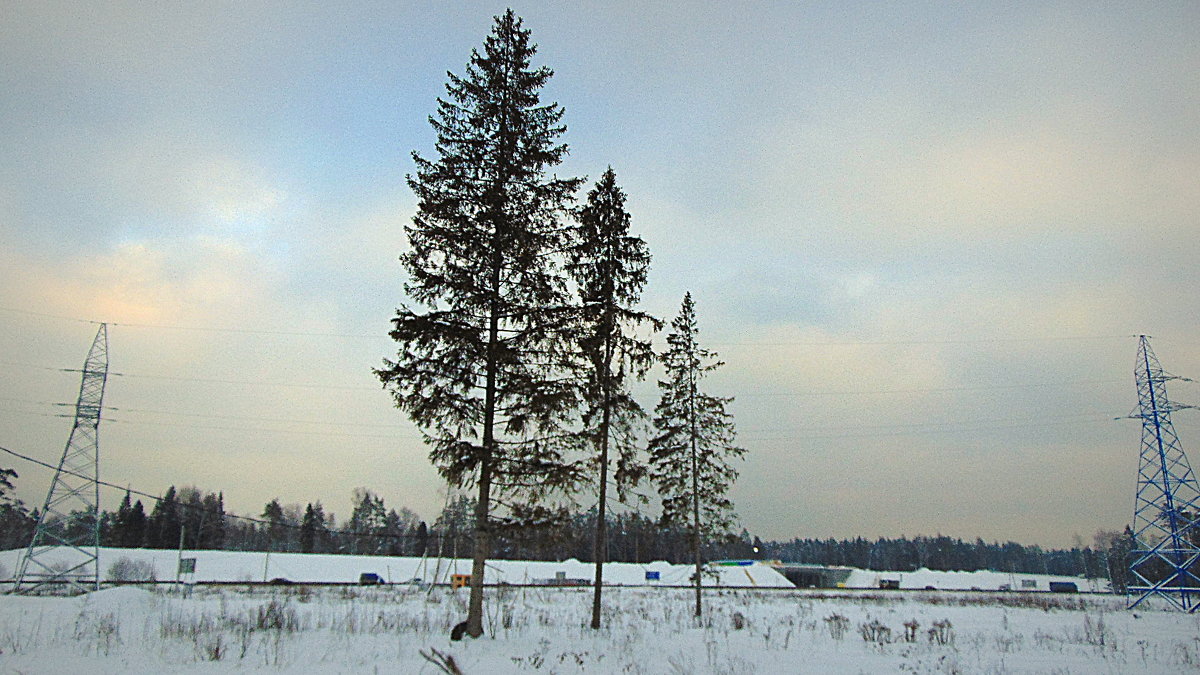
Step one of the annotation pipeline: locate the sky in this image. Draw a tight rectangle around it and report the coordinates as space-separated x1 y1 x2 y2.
1 2 1198 550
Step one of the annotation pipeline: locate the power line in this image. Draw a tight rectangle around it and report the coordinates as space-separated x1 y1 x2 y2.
737 379 1123 397
0 392 1126 442
102 416 418 441
0 393 420 429
110 371 380 391
0 443 434 543
739 414 1114 442
3 306 1155 348
0 306 385 339
1 357 1134 397
109 405 413 430
0 360 379 391
0 407 416 441
0 306 102 325
739 410 1112 434
708 335 1133 347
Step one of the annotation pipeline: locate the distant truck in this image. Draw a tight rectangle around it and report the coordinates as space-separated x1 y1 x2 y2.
1048 581 1078 593
358 572 385 585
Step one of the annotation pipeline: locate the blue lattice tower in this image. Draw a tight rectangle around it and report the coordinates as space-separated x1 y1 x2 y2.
1127 335 1200 611
14 324 109 595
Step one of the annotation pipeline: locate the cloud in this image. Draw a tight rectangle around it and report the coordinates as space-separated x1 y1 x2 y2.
3 2 1199 548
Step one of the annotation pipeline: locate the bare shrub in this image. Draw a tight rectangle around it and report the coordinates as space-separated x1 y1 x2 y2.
106 557 156 583
1083 612 1108 647
859 619 891 644
422 647 464 674
255 599 299 632
76 611 121 655
928 619 954 646
824 613 849 640
902 619 920 643
923 592 1086 612
196 633 225 661
732 611 747 630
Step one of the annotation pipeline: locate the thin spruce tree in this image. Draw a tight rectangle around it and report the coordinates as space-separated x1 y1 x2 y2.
376 10 584 639
567 167 660 629
648 292 746 618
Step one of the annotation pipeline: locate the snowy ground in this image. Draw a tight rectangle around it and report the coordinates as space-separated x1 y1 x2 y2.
0 546 793 588
0 547 1092 591
1 584 1198 673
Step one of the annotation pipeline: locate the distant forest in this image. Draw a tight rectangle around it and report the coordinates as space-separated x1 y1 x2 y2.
0 473 1131 588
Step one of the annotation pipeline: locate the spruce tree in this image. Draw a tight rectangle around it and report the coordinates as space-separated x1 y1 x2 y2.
199 492 226 550
127 500 146 548
377 10 583 638
261 499 287 552
300 503 322 554
113 490 133 547
567 167 659 629
148 486 181 549
648 293 746 618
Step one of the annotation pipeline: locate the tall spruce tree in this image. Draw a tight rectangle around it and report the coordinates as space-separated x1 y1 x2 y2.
148 486 181 549
567 167 659 629
648 293 745 618
377 10 584 638
300 502 326 554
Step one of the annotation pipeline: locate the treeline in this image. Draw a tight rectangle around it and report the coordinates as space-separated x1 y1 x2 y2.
760 533 1131 584
97 486 431 556
0 468 36 551
0 471 1132 585
56 486 758 565
1 465 1132 583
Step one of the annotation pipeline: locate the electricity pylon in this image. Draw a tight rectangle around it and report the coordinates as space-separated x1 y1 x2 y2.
1127 335 1200 611
14 324 108 595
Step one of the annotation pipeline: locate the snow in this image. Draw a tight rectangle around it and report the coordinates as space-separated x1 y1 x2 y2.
0 548 1193 673
1 581 1197 673
0 547 793 587
842 566 1109 593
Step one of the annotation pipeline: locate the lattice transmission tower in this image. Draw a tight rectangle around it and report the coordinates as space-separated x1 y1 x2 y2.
14 324 109 595
1127 335 1200 612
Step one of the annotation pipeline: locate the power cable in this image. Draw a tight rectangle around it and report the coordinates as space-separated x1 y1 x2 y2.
3 306 1154 347
0 360 380 391
0 443 437 544
739 414 1115 442
101 416 419 440
708 335 1134 347
0 306 385 339
737 379 1124 397
0 393 1127 441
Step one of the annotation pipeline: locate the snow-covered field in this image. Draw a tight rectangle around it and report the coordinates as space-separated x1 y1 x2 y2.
0 546 792 588
2 582 1198 673
0 548 1192 673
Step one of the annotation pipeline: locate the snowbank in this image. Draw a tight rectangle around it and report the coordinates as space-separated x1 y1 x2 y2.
841 566 1109 592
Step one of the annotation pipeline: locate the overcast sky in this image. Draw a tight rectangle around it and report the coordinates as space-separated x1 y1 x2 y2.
2 2 1198 549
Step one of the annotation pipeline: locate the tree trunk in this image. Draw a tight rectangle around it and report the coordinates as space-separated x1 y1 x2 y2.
591 292 616 630
590 397 612 629
466 260 503 639
690 376 702 618
467 464 492 638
